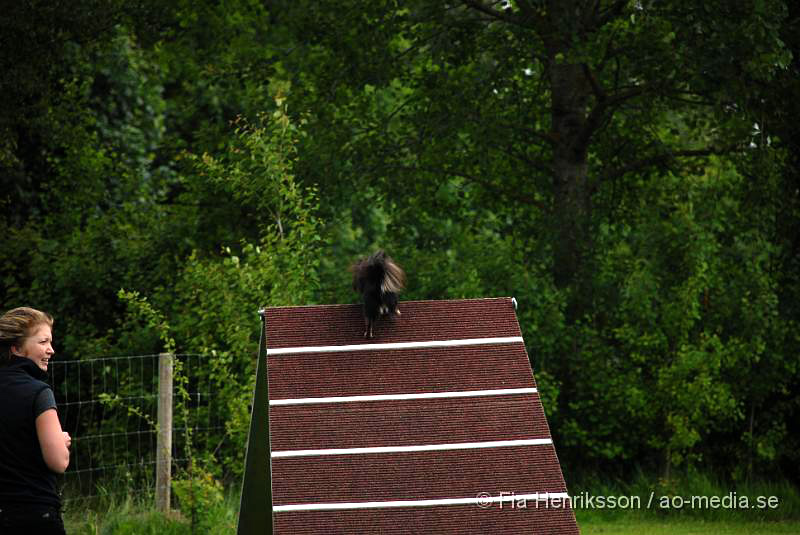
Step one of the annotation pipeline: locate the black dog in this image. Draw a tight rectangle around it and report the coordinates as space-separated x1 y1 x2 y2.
351 250 405 338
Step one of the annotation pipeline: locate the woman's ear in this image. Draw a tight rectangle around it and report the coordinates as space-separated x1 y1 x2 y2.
10 345 22 356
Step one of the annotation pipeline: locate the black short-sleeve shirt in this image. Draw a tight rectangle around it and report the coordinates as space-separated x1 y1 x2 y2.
0 358 61 508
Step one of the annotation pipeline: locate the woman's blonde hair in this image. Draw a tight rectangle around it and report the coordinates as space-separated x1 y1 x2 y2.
0 307 54 363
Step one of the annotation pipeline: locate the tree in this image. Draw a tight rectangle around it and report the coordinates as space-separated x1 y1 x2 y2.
2 0 797 482
274 0 788 305
267 0 795 476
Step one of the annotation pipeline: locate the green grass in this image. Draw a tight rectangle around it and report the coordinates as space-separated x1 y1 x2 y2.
65 499 188 535
570 469 800 523
62 471 800 534
572 470 800 534
580 520 800 534
63 489 239 535
68 510 191 535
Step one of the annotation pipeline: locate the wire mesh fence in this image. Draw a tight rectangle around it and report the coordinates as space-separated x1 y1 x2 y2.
47 353 230 507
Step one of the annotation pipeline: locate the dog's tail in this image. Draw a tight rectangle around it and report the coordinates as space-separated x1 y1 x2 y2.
351 250 405 294
378 251 405 294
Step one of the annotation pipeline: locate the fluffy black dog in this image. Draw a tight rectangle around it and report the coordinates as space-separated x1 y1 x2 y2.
351 250 406 338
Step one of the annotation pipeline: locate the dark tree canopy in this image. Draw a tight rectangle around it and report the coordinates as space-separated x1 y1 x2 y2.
1 0 798 484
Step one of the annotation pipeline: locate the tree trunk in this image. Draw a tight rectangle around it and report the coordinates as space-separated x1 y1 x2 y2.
543 0 594 301
549 60 592 296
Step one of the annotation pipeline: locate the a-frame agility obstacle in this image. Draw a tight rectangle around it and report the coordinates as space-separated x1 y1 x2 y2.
238 297 580 534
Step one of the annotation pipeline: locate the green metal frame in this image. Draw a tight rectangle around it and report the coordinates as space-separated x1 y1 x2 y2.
237 310 274 534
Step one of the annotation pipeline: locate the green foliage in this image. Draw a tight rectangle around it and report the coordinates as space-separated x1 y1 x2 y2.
275 0 798 481
172 466 225 533
547 160 796 475
118 290 176 354
164 102 322 477
2 0 799 492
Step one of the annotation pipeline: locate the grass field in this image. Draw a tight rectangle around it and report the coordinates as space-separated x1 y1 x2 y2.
63 471 800 534
65 508 800 535
65 510 800 535
580 519 800 534
64 503 800 535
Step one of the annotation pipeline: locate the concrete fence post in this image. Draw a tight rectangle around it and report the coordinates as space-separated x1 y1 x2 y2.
156 352 173 512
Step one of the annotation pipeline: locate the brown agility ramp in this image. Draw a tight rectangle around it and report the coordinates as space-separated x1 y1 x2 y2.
238 297 580 534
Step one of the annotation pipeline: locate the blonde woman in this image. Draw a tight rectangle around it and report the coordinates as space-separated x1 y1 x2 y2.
0 307 70 534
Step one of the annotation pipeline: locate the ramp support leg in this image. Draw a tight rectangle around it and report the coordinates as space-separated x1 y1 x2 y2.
237 311 274 534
